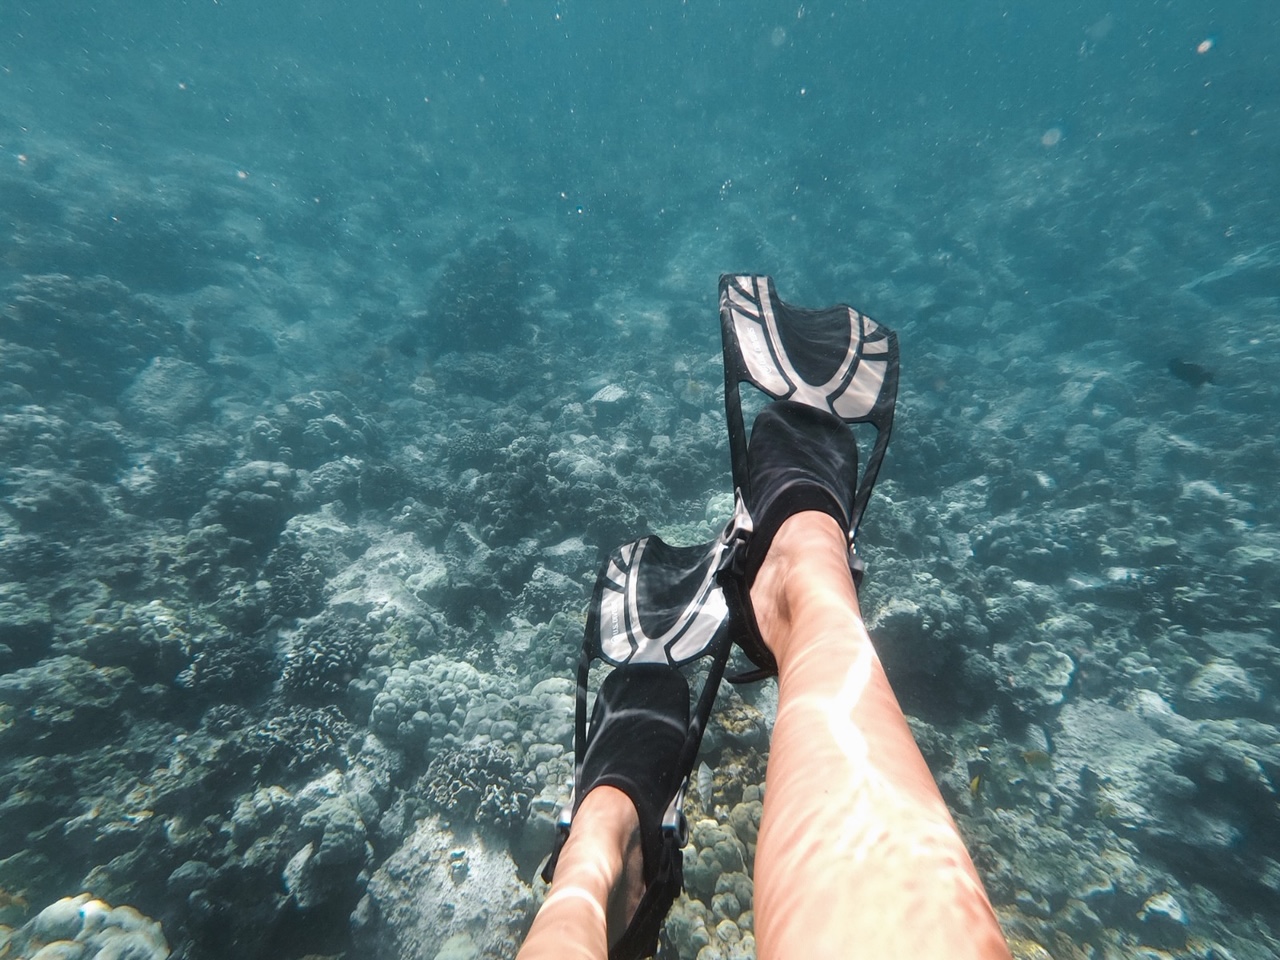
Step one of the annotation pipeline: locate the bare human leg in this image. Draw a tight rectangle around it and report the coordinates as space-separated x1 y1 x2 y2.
517 785 644 960
749 510 1013 960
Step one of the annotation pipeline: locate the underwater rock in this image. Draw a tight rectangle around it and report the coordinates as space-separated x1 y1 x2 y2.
1136 890 1188 949
247 392 381 469
354 815 532 960
277 503 371 575
116 432 232 521
701 693 768 757
120 356 214 432
0 585 53 671
869 582 977 680
8 893 170 960
971 517 1079 584
0 656 135 754
1225 541 1280 592
75 599 196 685
191 771 377 951
192 460 299 549
300 793 369 867
998 641 1076 711
0 407 126 485
229 785 294 846
329 531 449 629
1045 690 1280 900
175 524 257 601
981 592 1038 645
304 456 363 508
587 383 630 428
281 842 324 908
581 494 645 549
548 447 612 488
514 563 581 624
3 468 109 534
440 522 529 616
1 273 201 401
359 460 410 510
0 338 47 400
1052 698 1181 829
1179 659 1263 720
510 798 560 883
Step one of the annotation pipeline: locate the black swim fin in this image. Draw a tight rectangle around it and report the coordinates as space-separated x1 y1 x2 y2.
544 533 743 960
719 274 899 573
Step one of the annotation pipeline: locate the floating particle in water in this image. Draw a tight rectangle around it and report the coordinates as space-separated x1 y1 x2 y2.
1041 127 1063 148
1197 37 1215 54
771 26 787 47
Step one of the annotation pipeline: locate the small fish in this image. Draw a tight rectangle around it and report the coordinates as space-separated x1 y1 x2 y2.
969 774 983 800
1168 357 1215 387
1021 750 1053 769
696 761 714 803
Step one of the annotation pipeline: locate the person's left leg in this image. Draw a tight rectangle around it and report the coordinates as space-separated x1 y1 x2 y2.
517 786 643 960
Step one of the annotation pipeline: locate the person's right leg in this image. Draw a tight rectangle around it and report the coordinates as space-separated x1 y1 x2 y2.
749 510 1012 960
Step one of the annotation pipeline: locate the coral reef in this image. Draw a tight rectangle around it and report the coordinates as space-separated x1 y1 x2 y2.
2 893 170 960
281 613 373 704
418 742 533 831
1 11 1278 959
247 705 356 780
369 656 516 753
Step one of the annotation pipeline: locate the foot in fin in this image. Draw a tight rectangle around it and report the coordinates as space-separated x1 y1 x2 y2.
543 536 738 960
718 400 861 681
716 275 899 681
718 272 898 561
737 399 859 586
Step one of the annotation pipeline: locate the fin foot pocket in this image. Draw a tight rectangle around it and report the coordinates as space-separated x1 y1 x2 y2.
718 274 900 681
545 535 738 959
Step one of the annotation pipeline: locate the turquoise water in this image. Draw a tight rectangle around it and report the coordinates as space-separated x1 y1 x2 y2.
1 3 1277 958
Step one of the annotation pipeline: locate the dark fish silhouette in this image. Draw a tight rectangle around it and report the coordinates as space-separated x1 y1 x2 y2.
1168 358 1215 387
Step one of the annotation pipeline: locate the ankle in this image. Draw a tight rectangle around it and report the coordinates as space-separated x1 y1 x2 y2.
571 786 645 941
573 785 640 853
749 511 862 665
